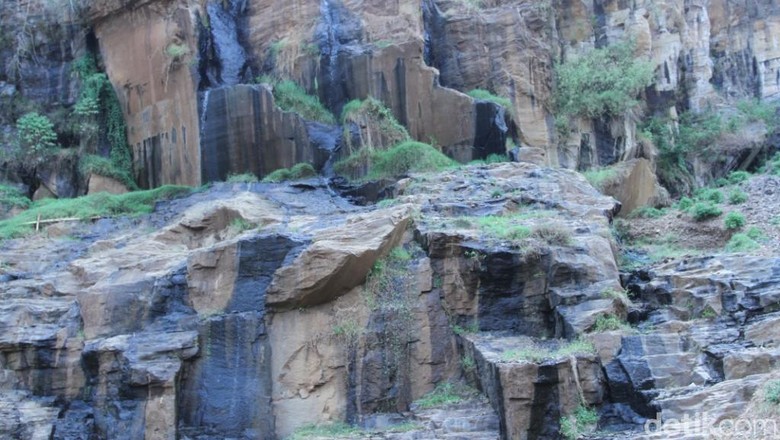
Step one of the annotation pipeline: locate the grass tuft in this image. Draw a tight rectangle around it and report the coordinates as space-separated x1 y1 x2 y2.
413 382 477 409
467 89 513 115
334 141 456 181
262 163 317 183
0 185 192 240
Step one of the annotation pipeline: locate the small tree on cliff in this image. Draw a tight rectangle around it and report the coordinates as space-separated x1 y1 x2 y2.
554 40 655 135
14 112 59 170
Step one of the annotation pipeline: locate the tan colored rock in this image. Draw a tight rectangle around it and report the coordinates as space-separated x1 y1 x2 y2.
32 185 55 201
266 205 412 308
94 0 201 188
87 174 128 195
596 158 671 216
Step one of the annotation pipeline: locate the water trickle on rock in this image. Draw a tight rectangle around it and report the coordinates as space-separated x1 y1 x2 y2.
205 0 248 86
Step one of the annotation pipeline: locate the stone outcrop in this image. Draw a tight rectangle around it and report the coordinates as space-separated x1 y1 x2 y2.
597 159 671 216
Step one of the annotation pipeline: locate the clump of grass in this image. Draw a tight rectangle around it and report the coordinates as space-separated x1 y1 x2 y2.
229 217 255 234
80 154 138 190
532 225 572 246
728 189 748 205
560 405 599 440
475 216 532 241
0 185 192 240
601 288 632 305
413 382 477 409
765 381 780 405
452 320 479 336
334 141 457 181
590 314 631 332
461 355 477 373
261 78 336 124
501 339 596 363
226 173 258 183
582 167 618 191
690 202 722 221
165 43 189 60
467 89 513 115
262 163 317 183
724 211 746 230
629 206 667 219
0 184 31 210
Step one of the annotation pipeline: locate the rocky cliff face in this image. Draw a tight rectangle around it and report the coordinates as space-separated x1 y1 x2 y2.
3 0 778 190
3 163 780 439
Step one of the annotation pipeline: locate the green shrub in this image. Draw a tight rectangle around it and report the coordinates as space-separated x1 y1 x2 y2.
79 154 137 190
766 381 780 405
15 112 59 168
691 202 722 221
467 89 513 115
676 197 694 211
165 43 189 60
725 233 760 253
262 163 317 183
560 405 599 440
555 40 654 119
0 185 192 240
714 177 729 187
226 173 259 183
261 78 335 124
724 211 746 230
728 189 748 205
737 99 778 130
746 226 765 241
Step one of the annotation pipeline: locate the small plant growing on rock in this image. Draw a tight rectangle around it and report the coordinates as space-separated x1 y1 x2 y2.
560 404 599 440
601 288 632 306
727 170 751 184
694 188 724 204
591 314 631 333
460 355 476 373
532 225 572 246
467 89 513 115
724 211 746 230
676 197 694 211
691 202 722 221
14 112 59 168
452 320 479 336
413 382 477 409
581 167 619 191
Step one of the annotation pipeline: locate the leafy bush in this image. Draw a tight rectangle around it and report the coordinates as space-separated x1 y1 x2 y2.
725 233 760 253
334 141 456 181
15 112 59 168
467 89 513 115
728 189 748 205
714 177 729 187
262 78 335 124
262 163 317 183
555 40 654 119
560 405 599 440
691 202 722 221
0 185 192 240
724 211 746 230
746 226 765 241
